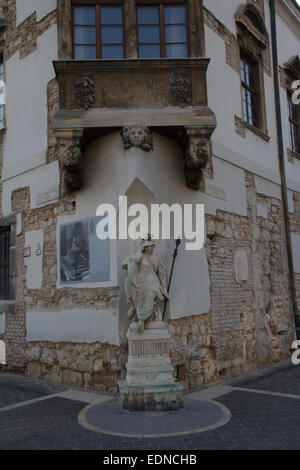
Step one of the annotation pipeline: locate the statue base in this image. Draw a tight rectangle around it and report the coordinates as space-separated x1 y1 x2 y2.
118 321 184 411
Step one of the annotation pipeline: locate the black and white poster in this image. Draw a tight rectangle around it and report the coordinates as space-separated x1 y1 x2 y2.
60 217 110 284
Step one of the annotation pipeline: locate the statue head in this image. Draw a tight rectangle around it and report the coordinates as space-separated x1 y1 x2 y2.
141 235 155 253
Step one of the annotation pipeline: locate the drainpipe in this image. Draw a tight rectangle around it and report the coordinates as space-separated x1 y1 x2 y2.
269 0 300 338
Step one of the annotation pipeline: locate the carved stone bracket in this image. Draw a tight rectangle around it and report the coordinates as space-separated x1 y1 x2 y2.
54 128 84 196
176 126 215 191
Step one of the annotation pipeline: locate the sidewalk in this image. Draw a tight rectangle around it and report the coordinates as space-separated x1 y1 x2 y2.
0 360 299 450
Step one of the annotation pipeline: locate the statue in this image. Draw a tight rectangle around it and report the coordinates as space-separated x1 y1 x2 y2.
122 237 169 333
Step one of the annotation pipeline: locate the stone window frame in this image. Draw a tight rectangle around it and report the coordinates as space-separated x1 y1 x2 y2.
0 215 17 314
235 3 269 139
284 55 300 161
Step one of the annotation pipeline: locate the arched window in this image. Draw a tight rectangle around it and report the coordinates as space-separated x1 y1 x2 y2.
235 4 269 135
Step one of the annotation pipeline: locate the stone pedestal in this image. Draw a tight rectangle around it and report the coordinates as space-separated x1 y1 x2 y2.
119 321 183 411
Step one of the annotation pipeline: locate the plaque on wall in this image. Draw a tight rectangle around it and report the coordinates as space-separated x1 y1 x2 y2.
59 217 109 284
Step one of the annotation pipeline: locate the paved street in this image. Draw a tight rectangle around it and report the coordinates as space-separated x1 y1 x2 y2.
1 360 300 450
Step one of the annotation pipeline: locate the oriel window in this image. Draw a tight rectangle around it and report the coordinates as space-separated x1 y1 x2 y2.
72 4 124 59
137 3 188 59
240 54 259 128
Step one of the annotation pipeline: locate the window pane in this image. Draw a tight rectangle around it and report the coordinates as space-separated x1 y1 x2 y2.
102 45 123 59
74 27 96 45
164 5 186 24
102 26 123 44
166 44 187 58
240 60 245 82
74 7 95 25
101 6 122 25
138 26 160 44
137 6 159 24
165 25 187 43
139 45 160 58
74 45 97 59
0 105 4 121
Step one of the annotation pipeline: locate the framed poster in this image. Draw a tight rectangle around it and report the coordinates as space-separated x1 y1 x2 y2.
59 216 110 285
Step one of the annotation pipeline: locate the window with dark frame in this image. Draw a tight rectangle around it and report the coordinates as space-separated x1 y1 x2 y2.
137 3 188 59
0 226 10 301
0 56 4 130
240 54 259 128
72 4 124 59
288 91 300 154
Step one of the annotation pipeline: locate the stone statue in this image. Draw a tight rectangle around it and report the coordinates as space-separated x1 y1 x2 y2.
121 125 153 152
122 237 169 332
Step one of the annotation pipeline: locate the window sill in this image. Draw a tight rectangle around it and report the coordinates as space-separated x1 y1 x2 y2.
287 148 300 162
243 121 270 142
0 301 17 313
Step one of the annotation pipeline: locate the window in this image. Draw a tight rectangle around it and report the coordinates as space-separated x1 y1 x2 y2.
288 92 300 154
72 4 124 59
137 3 188 58
0 226 10 300
235 4 269 136
240 54 259 128
0 56 4 130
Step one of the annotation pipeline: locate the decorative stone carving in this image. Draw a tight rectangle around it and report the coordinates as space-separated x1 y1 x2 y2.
74 75 96 110
119 238 183 411
121 125 153 152
54 128 84 196
169 71 192 107
177 126 215 191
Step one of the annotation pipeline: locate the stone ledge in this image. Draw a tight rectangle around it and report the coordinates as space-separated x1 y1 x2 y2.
0 300 17 313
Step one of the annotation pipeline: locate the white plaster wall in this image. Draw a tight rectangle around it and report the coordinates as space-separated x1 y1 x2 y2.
26 309 119 346
2 160 59 217
16 0 56 26
67 131 249 319
203 0 242 34
276 12 300 186
292 233 300 274
24 230 43 290
3 24 58 179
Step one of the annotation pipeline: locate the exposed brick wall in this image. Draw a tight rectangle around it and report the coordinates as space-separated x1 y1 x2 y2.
204 7 240 73
2 0 57 61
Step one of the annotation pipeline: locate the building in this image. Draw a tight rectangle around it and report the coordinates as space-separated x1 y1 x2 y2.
0 0 299 392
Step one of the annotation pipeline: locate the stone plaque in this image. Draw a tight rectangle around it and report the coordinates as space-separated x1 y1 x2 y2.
59 216 109 284
234 249 249 283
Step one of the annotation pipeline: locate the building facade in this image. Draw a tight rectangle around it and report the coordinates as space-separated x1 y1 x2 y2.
0 0 299 391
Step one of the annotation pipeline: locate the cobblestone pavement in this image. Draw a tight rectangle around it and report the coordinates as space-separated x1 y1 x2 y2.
0 361 300 450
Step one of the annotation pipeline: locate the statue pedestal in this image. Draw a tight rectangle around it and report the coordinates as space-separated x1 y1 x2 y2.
118 321 184 411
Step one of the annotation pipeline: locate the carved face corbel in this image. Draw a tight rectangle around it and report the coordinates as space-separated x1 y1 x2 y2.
121 125 153 152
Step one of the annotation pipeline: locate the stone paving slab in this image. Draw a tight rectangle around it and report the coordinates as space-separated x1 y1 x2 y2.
0 373 67 408
80 396 230 438
228 363 300 396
